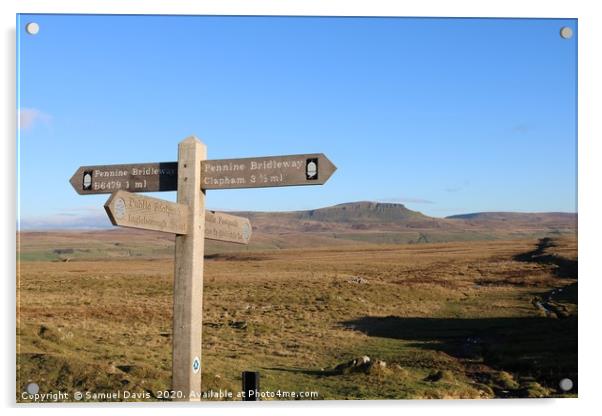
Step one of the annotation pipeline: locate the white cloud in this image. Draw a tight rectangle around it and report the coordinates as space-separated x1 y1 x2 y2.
19 108 51 130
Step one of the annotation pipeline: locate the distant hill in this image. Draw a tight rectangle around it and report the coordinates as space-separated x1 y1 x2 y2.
18 202 578 259
446 212 577 229
235 202 576 231
232 201 448 234
224 201 577 246
292 201 428 223
446 211 576 221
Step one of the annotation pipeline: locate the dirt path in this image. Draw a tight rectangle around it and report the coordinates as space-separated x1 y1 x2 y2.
514 237 577 319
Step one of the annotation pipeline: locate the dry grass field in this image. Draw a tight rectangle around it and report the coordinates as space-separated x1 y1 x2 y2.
16 233 577 401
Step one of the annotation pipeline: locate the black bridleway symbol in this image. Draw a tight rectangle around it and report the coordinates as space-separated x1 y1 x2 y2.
306 158 318 180
70 136 336 401
82 170 93 190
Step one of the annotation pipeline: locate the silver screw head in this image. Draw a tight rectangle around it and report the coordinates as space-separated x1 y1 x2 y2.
26 382 39 394
25 22 40 35
560 26 573 39
559 378 573 391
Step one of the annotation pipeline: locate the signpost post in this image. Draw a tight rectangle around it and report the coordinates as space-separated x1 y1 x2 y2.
70 136 336 401
172 137 205 401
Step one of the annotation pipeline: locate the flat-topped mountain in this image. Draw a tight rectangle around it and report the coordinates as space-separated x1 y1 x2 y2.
232 201 446 233
292 201 429 223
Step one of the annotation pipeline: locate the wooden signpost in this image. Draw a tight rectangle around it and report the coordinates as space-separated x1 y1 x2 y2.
70 136 336 401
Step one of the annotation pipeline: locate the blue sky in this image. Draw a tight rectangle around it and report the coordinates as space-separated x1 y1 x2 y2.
17 15 577 228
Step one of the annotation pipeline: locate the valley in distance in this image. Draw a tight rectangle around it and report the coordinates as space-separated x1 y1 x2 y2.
17 201 577 400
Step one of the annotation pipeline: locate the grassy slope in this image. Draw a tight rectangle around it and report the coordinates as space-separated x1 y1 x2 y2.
17 236 577 401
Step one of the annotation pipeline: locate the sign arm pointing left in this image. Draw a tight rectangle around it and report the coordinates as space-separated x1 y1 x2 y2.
104 190 252 244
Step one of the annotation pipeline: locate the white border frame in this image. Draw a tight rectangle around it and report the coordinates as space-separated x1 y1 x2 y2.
3 1 600 415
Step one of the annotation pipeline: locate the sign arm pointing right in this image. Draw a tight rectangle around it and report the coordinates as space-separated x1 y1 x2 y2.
70 153 336 194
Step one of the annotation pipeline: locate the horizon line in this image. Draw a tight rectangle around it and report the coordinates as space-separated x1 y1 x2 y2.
16 202 578 233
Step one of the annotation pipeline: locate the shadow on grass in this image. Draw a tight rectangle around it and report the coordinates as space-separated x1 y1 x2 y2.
513 237 577 279
267 238 578 396
548 281 578 304
341 314 577 392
